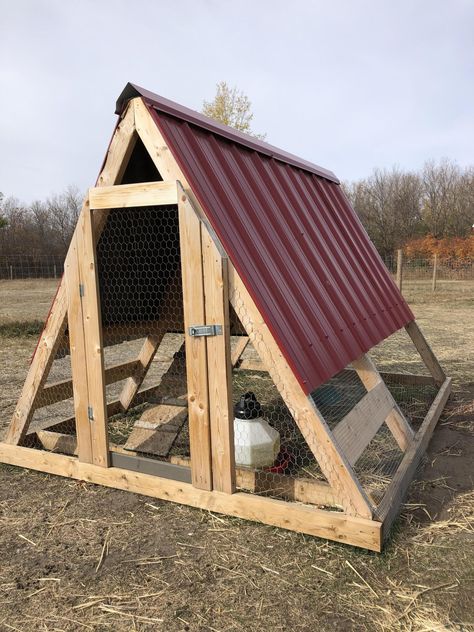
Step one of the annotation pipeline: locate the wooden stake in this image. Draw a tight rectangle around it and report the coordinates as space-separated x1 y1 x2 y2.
432 253 438 292
396 249 403 292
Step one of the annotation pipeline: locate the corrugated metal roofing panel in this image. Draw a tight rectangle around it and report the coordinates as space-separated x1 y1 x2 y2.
134 98 413 394
116 82 339 184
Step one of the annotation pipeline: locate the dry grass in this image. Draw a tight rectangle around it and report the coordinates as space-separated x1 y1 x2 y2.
0 279 473 631
0 279 59 326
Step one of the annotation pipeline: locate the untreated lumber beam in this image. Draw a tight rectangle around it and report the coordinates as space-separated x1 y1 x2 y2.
170 455 341 508
405 321 446 386
26 382 165 436
36 359 140 408
332 382 396 465
351 355 414 451
0 442 382 551
89 180 178 209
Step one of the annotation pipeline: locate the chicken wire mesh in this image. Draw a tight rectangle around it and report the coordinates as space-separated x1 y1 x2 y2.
229 319 439 510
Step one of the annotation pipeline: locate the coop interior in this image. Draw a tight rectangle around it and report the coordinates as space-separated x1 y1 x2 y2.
16 192 441 518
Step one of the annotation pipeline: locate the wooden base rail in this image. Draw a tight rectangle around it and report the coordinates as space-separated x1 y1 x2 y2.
0 442 382 551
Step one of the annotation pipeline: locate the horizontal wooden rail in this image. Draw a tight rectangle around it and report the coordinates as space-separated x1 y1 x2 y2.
0 442 382 551
34 434 341 509
35 359 140 408
89 181 178 210
27 381 164 436
170 455 341 508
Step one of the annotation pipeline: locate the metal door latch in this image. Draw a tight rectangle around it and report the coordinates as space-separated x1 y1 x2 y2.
188 324 223 337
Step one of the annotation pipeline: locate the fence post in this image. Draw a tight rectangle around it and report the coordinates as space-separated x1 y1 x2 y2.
54 264 57 278
396 249 403 293
432 253 438 292
9 265 13 280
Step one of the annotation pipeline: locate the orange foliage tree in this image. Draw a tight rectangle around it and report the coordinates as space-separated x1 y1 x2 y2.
404 235 474 261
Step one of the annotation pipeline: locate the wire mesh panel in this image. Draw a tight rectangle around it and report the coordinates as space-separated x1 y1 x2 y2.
94 204 191 464
18 330 77 452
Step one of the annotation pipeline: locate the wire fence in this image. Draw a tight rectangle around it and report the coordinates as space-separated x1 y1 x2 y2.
383 253 474 282
0 255 65 279
1 252 473 285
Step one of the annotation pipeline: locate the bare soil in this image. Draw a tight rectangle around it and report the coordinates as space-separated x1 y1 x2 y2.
0 280 473 631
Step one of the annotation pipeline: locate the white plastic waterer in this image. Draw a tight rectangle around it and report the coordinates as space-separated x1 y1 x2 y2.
233 392 280 468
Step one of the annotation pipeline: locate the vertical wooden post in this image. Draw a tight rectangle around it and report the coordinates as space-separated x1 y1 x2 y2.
178 185 213 491
10 265 13 280
396 249 403 292
432 253 438 292
65 231 93 463
202 227 236 494
76 206 109 467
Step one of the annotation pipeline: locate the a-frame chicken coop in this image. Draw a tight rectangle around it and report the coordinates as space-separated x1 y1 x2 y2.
0 84 451 551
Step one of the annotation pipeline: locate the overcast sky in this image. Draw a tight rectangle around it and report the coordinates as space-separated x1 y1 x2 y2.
1 0 473 202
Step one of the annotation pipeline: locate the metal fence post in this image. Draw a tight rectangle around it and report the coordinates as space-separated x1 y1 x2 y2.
396 249 403 293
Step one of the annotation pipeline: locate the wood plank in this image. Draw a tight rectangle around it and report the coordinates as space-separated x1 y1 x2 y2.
351 354 414 451
178 184 212 491
377 377 452 536
228 266 373 519
405 320 446 386
124 405 187 456
36 359 140 408
27 379 176 436
89 181 178 210
237 359 266 371
77 207 109 467
119 332 167 411
37 430 78 455
4 101 137 446
332 382 396 465
231 336 249 367
0 442 382 551
170 456 341 508
65 229 93 463
342 368 435 387
202 225 236 494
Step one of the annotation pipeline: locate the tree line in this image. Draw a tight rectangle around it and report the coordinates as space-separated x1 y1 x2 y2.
344 159 474 258
1 78 473 262
0 186 81 258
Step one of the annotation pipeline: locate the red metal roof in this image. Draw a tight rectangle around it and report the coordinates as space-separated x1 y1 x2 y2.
118 84 414 394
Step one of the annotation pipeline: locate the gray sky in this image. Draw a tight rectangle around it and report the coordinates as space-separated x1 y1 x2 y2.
1 0 473 202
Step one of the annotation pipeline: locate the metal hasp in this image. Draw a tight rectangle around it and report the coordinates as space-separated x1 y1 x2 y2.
188 324 223 337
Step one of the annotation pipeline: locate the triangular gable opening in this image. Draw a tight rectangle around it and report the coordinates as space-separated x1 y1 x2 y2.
121 135 163 184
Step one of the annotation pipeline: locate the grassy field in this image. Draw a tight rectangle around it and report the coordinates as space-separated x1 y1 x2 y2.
0 279 473 631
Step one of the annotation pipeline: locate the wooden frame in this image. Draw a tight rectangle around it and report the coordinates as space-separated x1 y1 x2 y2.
0 96 452 551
